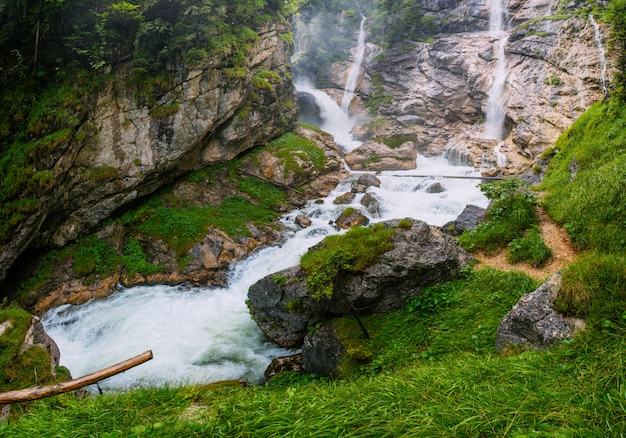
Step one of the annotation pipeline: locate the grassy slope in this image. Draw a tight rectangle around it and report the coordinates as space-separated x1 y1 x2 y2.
3 100 626 436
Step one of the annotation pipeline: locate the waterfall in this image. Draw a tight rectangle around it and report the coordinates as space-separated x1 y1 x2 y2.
340 15 367 113
43 72 490 394
589 15 608 95
483 0 509 142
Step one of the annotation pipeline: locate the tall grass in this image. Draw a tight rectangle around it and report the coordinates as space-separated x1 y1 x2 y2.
541 99 626 254
3 269 625 436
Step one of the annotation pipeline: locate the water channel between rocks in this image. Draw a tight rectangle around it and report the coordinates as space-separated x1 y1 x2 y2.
42 85 489 391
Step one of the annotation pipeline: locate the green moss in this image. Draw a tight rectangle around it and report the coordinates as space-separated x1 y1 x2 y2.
149 102 180 119
265 132 327 172
0 304 58 392
375 134 415 149
301 223 396 299
224 67 247 80
273 274 287 286
72 235 121 277
122 238 164 277
86 166 119 183
398 219 413 229
286 299 304 314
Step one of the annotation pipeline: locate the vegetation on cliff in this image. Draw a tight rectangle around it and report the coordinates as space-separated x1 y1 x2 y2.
0 0 298 250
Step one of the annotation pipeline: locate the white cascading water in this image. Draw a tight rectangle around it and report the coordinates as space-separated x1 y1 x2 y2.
340 14 367 113
589 15 608 95
43 65 489 394
483 0 509 168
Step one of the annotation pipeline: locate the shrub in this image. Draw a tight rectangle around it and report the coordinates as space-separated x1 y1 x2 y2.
458 178 538 252
506 227 552 267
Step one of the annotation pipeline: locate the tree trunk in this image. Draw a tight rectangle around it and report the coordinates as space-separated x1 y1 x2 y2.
0 350 153 405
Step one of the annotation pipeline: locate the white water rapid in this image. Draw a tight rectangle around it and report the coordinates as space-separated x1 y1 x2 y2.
589 15 608 95
42 80 489 394
340 15 367 113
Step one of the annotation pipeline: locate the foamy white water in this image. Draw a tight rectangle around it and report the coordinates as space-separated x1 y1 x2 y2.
43 82 489 392
341 15 367 112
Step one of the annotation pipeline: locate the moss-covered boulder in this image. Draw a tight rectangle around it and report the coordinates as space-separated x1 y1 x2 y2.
248 219 472 350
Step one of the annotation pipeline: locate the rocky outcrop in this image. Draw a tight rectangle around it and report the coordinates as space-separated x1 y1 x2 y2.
495 272 585 351
19 125 348 315
315 0 613 176
442 204 487 236
0 22 298 286
20 316 61 375
344 137 417 171
247 219 472 349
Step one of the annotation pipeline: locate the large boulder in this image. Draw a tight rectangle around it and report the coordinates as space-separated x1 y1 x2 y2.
344 137 417 171
442 204 487 236
495 272 585 351
248 218 472 348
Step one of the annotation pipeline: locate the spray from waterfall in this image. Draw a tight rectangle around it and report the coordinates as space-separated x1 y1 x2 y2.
341 15 367 112
589 15 608 95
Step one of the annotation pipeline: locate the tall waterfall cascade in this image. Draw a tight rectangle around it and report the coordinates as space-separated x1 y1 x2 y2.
340 15 367 113
483 0 510 165
589 15 608 95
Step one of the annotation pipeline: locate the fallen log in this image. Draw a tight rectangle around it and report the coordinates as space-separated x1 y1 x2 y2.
0 350 153 405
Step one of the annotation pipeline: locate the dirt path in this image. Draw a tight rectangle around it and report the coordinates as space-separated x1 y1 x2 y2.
473 207 578 280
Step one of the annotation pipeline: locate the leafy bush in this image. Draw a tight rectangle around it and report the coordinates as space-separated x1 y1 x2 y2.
458 178 539 253
506 226 552 267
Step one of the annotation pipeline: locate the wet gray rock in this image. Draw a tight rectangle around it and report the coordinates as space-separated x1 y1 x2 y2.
333 192 356 205
360 193 382 217
356 174 381 188
264 353 305 380
302 323 346 377
496 272 585 351
295 215 312 228
248 219 472 349
20 316 61 375
442 204 486 236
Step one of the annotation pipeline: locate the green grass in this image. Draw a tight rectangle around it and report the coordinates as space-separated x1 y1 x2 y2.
541 100 626 254
300 223 396 299
4 268 626 436
265 132 327 172
0 303 58 394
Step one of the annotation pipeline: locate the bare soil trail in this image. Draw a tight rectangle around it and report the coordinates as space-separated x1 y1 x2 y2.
473 206 578 280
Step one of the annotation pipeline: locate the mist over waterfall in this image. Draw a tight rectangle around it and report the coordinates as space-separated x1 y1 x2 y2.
483 0 509 142
341 15 367 112
589 15 608 95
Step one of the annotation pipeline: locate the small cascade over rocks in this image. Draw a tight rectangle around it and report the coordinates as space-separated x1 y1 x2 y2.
589 15 608 95
483 0 510 168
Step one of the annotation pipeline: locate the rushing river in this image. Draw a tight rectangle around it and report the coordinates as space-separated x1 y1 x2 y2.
43 82 489 391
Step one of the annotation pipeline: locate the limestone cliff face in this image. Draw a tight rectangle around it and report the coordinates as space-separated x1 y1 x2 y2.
319 0 614 175
0 23 297 284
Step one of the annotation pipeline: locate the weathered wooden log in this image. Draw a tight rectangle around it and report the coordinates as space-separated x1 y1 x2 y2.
0 350 153 404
